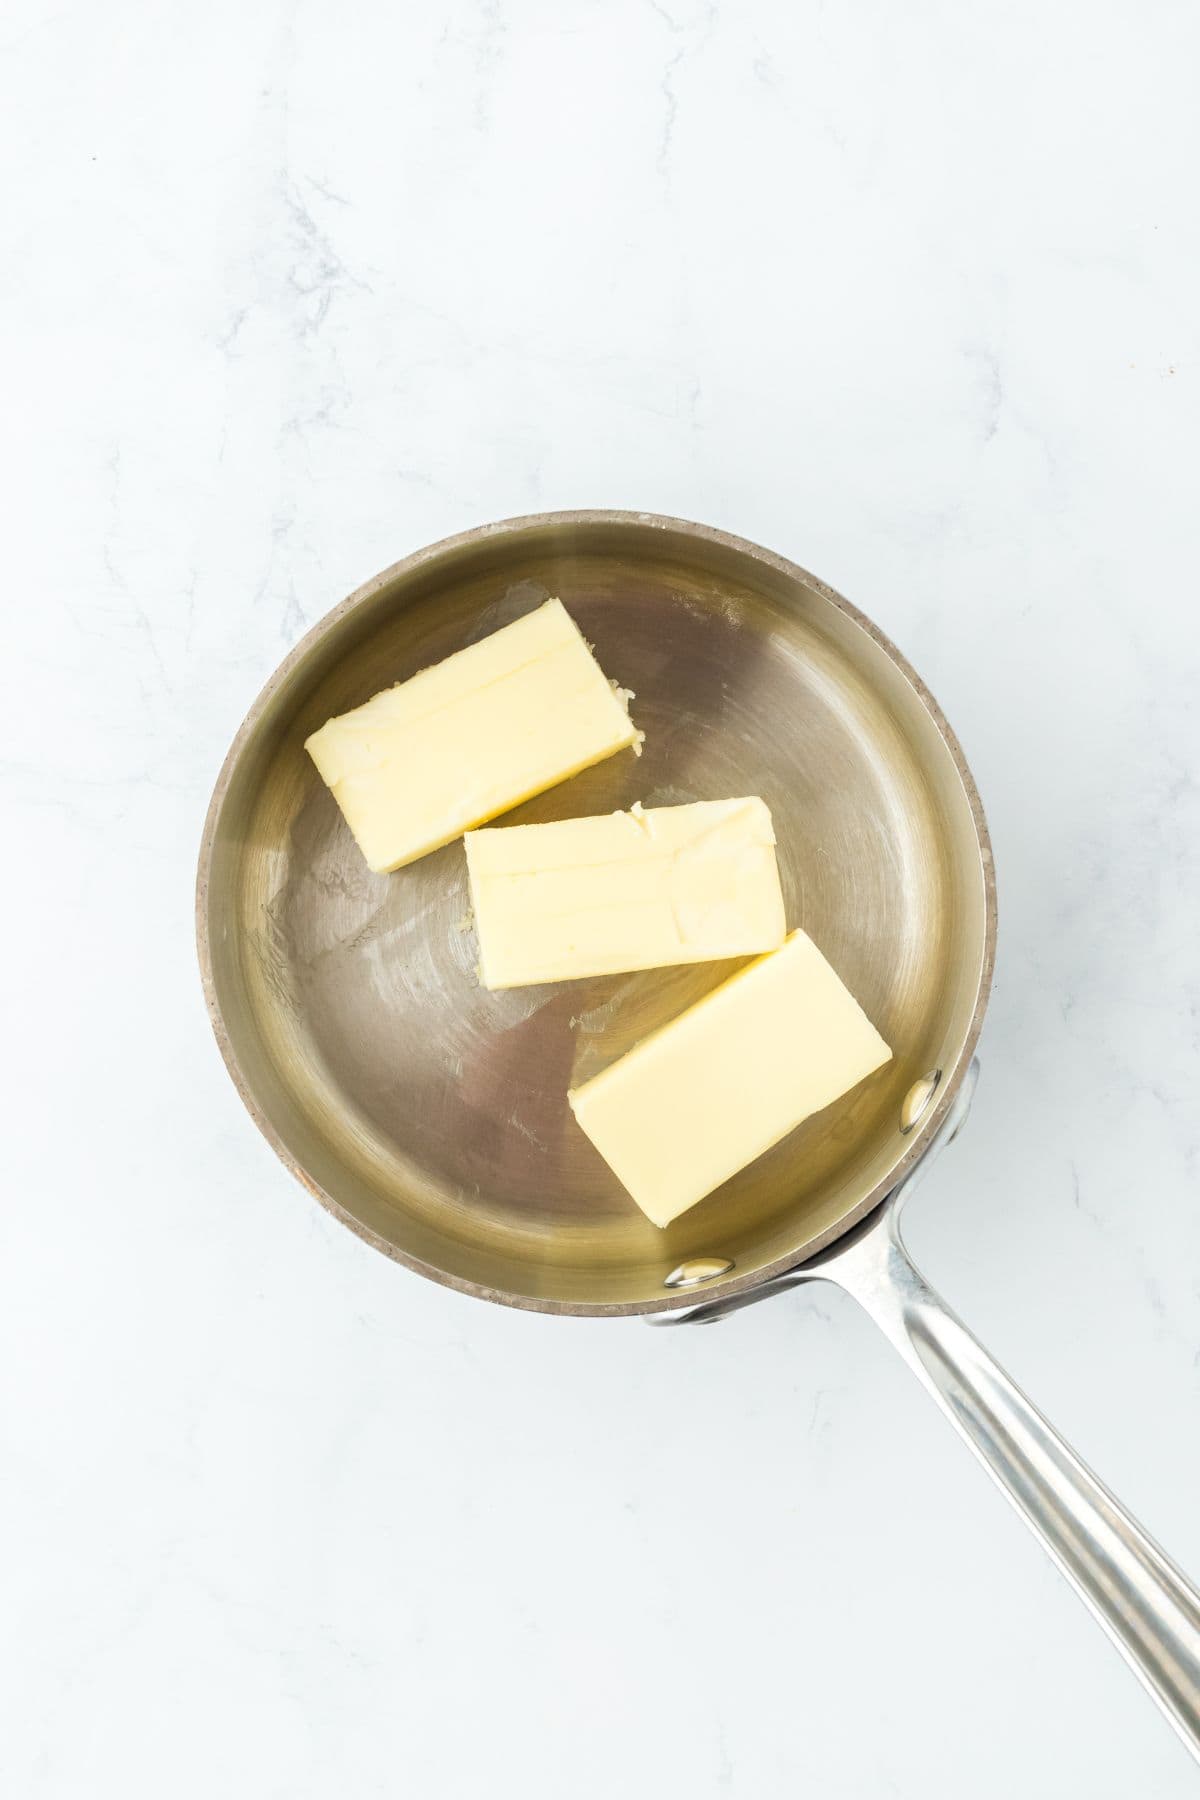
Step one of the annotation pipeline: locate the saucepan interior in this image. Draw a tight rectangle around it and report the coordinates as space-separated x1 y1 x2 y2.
197 513 994 1314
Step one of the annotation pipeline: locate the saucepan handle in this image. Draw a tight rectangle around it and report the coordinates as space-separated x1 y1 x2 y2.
821 1203 1200 1759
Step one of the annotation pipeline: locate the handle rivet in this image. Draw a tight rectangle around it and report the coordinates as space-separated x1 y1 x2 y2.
664 1256 735 1290
900 1069 942 1134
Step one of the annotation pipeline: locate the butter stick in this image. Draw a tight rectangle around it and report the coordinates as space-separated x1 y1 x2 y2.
465 798 786 988
305 599 639 873
568 930 891 1227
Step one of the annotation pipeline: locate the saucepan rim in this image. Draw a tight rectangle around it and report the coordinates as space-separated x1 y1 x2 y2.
195 509 997 1315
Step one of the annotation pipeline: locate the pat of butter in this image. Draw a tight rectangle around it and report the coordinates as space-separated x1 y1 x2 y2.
305 599 639 873
567 930 891 1227
466 798 786 988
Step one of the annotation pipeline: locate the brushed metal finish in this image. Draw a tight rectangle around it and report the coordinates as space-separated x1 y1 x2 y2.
651 1066 1200 1762
197 511 995 1313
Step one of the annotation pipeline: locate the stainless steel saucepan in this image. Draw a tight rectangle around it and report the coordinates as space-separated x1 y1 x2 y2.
196 511 1200 1758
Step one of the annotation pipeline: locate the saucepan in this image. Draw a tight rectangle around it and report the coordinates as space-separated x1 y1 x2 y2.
196 511 1200 1757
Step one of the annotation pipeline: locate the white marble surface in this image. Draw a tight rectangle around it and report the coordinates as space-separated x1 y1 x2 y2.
4 2 1200 1794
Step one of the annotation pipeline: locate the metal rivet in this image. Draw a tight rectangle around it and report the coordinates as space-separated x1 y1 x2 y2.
900 1068 942 1134
664 1256 735 1290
